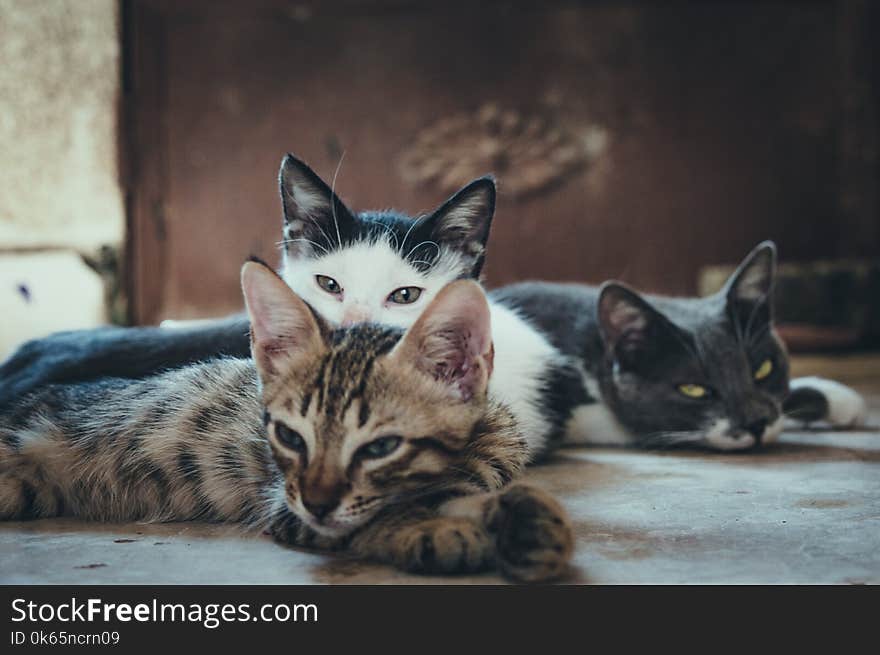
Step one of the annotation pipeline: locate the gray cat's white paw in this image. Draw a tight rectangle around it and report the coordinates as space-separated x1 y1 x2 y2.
789 377 867 427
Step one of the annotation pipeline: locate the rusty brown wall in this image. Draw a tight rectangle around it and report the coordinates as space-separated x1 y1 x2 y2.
124 0 879 324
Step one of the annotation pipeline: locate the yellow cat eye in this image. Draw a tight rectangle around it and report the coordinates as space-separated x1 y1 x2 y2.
678 384 709 399
754 358 773 381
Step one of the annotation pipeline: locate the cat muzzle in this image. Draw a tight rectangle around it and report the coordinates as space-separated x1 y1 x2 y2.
302 498 339 521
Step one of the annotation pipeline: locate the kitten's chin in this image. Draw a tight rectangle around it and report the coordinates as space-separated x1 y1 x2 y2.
288 503 375 538
293 512 359 539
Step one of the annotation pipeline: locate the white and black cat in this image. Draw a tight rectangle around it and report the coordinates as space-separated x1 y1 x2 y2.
492 242 868 451
0 155 578 460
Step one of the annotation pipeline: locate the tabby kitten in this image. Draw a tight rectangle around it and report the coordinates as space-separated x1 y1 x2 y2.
493 242 867 451
0 262 573 582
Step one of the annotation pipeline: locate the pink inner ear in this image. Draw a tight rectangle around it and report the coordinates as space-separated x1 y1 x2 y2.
259 335 296 359
428 330 468 384
251 304 317 368
418 321 491 402
399 280 493 402
241 262 320 373
612 305 646 336
601 293 647 345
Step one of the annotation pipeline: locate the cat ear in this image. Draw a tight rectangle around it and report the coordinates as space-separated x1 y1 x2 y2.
598 282 677 366
422 177 496 277
241 259 327 376
391 280 494 402
725 241 776 304
723 241 777 330
278 154 355 258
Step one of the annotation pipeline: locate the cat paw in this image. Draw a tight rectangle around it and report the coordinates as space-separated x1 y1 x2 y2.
487 485 574 583
394 517 492 575
788 377 867 427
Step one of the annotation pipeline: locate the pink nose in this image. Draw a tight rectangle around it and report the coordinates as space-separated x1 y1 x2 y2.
341 308 371 327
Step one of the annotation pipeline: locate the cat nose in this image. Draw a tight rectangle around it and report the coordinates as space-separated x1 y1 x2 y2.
744 418 768 442
300 479 348 521
341 307 371 327
302 498 339 521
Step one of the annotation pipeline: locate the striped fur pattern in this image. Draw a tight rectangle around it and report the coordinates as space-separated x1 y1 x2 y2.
0 360 270 526
0 267 573 581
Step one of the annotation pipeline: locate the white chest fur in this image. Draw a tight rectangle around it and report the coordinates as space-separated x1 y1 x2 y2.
486 301 561 455
562 399 635 446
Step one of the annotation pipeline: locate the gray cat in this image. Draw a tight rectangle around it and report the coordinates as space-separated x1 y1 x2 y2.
492 242 867 451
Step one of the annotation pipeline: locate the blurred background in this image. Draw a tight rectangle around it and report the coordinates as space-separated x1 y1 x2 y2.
0 0 877 358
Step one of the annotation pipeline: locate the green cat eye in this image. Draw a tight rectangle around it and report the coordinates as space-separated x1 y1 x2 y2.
388 286 422 305
316 275 342 295
678 384 709 399
275 424 306 452
754 358 773 381
357 436 402 460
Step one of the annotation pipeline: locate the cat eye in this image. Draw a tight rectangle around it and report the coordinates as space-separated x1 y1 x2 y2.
275 424 306 453
387 287 423 305
678 384 710 399
315 275 342 295
754 358 773 381
356 436 402 460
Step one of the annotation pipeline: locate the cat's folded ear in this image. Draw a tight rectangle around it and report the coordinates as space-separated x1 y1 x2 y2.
278 154 356 257
598 282 680 366
723 241 777 331
421 177 496 277
241 259 328 376
390 280 494 402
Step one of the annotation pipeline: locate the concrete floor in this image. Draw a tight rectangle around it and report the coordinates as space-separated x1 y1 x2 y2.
2 355 878 584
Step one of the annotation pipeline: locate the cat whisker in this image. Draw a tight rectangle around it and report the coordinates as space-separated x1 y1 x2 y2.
386 486 460 508
277 237 330 257
405 239 440 262
640 430 705 449
380 473 479 506
295 209 337 254
329 150 346 249
440 463 501 489
398 214 428 258
364 217 400 251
